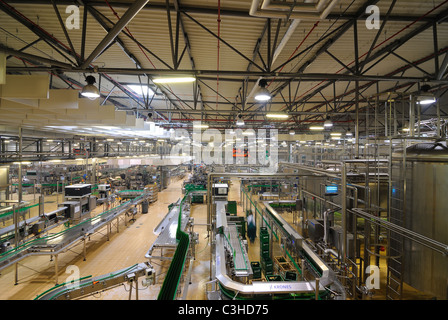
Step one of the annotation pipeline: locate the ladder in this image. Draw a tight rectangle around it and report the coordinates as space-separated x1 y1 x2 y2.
386 158 405 300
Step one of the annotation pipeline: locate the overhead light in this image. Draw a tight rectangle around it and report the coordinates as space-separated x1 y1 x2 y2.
193 123 209 129
146 112 154 123
309 125 324 131
152 77 196 84
330 132 341 136
236 114 245 126
417 84 436 105
81 75 100 99
266 113 289 119
324 116 333 128
242 130 255 136
254 79 271 102
289 130 295 135
346 128 353 137
417 95 436 105
127 84 154 96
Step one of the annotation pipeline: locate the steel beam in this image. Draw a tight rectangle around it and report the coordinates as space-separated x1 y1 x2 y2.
0 44 72 69
80 0 149 68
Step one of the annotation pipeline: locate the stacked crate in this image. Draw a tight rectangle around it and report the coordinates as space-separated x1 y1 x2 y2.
259 227 273 275
250 261 262 280
146 183 158 203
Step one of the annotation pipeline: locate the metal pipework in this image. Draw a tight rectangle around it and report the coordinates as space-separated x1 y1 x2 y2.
206 172 327 233
213 198 340 298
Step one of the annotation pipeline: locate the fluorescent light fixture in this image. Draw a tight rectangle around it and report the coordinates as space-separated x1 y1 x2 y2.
242 130 255 136
127 84 154 96
330 132 342 136
309 126 324 131
266 113 289 119
193 124 209 129
289 130 295 135
152 77 196 84
324 120 333 128
418 97 436 105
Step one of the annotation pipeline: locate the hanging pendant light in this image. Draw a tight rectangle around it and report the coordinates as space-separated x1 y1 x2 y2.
81 75 100 99
324 115 333 128
254 79 271 102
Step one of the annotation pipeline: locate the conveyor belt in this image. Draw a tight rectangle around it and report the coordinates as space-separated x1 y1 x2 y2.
0 194 150 272
225 223 252 277
213 196 337 299
35 262 150 300
157 192 191 300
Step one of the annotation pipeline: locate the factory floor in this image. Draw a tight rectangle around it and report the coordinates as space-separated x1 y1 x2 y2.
0 177 436 300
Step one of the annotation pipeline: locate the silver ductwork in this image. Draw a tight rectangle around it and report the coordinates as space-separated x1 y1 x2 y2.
250 0 340 20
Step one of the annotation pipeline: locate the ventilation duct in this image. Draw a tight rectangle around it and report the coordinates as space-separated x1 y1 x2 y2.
250 0 340 20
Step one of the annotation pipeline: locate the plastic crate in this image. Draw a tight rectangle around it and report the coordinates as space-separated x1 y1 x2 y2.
266 275 283 281
251 262 262 279
261 249 270 259
260 241 269 251
284 271 298 281
261 256 273 273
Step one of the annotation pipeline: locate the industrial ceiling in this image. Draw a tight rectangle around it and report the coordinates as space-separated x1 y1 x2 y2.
0 0 448 139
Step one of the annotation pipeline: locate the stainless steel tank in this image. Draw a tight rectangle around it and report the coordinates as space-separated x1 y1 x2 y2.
391 142 448 299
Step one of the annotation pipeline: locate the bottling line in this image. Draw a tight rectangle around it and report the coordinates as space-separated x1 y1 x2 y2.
2 141 436 302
